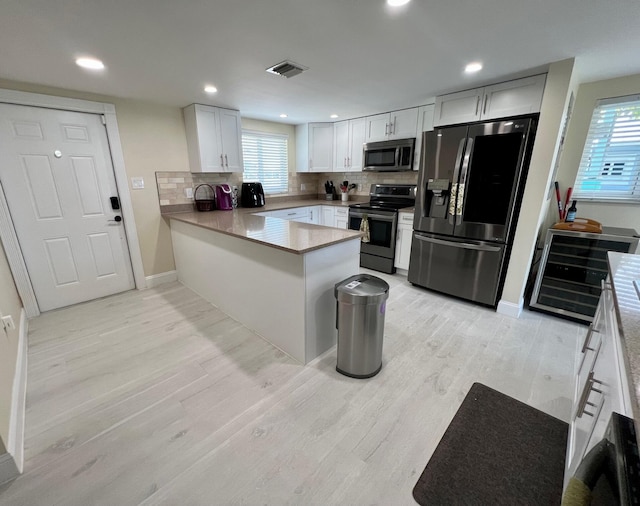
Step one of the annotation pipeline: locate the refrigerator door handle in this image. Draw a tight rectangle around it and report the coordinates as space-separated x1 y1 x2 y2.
449 137 467 225
453 137 474 224
414 234 502 252
460 138 473 185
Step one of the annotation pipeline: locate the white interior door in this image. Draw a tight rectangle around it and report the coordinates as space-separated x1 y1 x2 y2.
0 103 134 311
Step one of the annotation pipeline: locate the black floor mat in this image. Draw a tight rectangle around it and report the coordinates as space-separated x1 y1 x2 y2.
413 382 568 505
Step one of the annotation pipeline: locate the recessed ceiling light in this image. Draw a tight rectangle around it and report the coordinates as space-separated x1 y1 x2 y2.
330 114 339 119
75 57 104 70
204 85 218 93
387 0 411 6
464 62 483 73
279 114 288 118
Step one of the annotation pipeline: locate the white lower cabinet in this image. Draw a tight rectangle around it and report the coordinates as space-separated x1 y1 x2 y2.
334 207 349 230
564 279 633 487
254 208 310 221
321 206 335 226
307 206 321 225
394 212 414 271
255 205 347 228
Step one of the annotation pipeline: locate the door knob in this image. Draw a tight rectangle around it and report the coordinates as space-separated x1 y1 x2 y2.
108 216 122 223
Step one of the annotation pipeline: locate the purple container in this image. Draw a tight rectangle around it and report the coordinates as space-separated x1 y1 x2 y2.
215 184 234 210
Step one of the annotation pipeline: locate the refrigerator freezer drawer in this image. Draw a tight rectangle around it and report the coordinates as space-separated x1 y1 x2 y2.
408 233 506 306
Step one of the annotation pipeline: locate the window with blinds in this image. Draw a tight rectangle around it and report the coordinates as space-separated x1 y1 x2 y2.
242 130 288 194
573 94 640 202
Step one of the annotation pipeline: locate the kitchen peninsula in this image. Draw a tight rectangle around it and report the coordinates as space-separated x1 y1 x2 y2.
164 207 362 364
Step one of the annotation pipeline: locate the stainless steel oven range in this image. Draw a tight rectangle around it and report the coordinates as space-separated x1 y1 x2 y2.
348 184 416 274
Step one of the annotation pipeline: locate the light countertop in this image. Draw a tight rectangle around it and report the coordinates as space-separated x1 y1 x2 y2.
163 199 362 254
608 252 640 430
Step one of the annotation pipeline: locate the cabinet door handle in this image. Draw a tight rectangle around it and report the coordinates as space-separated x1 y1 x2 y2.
581 324 599 353
225 154 229 168
347 157 351 167
576 371 603 418
385 123 389 136
344 157 347 167
483 95 488 115
475 96 481 115
220 154 224 167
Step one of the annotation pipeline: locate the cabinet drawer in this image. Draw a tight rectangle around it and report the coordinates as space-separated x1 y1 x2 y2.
335 208 348 217
399 212 414 224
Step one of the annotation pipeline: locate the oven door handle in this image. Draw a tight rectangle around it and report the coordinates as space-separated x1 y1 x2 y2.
349 211 395 222
414 234 501 252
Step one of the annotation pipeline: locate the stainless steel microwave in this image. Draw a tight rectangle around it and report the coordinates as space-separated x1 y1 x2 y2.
363 137 415 172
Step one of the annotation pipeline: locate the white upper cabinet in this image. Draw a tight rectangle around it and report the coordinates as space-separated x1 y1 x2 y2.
433 88 484 126
413 104 435 170
482 75 547 120
365 113 390 142
433 74 546 127
418 104 435 133
217 108 244 171
333 120 349 172
183 104 243 172
334 117 366 172
296 123 334 172
365 107 419 142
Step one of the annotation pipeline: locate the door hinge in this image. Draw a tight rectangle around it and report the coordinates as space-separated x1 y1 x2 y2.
101 115 107 125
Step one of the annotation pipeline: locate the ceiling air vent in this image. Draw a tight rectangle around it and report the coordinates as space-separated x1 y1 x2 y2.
266 60 308 78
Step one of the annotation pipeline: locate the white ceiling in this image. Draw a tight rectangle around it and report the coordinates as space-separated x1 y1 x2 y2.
2 0 640 124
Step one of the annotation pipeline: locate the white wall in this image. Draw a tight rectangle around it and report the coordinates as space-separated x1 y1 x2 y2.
499 59 578 315
0 243 22 448
541 72 640 241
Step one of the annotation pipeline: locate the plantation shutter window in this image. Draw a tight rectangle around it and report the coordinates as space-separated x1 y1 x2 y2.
242 131 288 194
573 94 640 202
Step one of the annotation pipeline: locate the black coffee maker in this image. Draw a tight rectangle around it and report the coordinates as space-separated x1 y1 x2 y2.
241 182 265 208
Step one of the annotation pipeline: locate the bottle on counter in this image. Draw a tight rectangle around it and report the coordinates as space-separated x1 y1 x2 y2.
565 200 577 222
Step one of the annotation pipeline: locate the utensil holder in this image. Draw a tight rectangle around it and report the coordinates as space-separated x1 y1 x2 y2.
341 193 349 202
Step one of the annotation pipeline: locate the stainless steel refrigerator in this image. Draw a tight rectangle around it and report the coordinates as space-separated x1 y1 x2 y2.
408 117 537 306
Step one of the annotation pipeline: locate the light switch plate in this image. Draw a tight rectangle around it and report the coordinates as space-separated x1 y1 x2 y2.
131 177 145 189
185 187 194 199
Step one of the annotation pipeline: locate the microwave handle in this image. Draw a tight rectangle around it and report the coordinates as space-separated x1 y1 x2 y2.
395 146 401 168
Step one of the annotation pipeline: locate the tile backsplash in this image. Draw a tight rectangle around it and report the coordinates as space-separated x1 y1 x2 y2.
156 170 418 211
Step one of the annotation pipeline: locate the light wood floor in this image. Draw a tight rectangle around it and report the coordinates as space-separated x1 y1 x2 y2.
0 270 583 505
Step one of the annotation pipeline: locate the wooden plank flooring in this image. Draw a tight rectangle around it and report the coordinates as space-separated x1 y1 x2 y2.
0 271 583 505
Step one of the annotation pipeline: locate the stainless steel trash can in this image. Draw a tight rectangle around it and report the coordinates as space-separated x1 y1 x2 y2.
334 274 389 378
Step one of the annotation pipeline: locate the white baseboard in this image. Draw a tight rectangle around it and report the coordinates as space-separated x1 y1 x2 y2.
497 298 524 319
145 270 178 288
1 308 28 484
